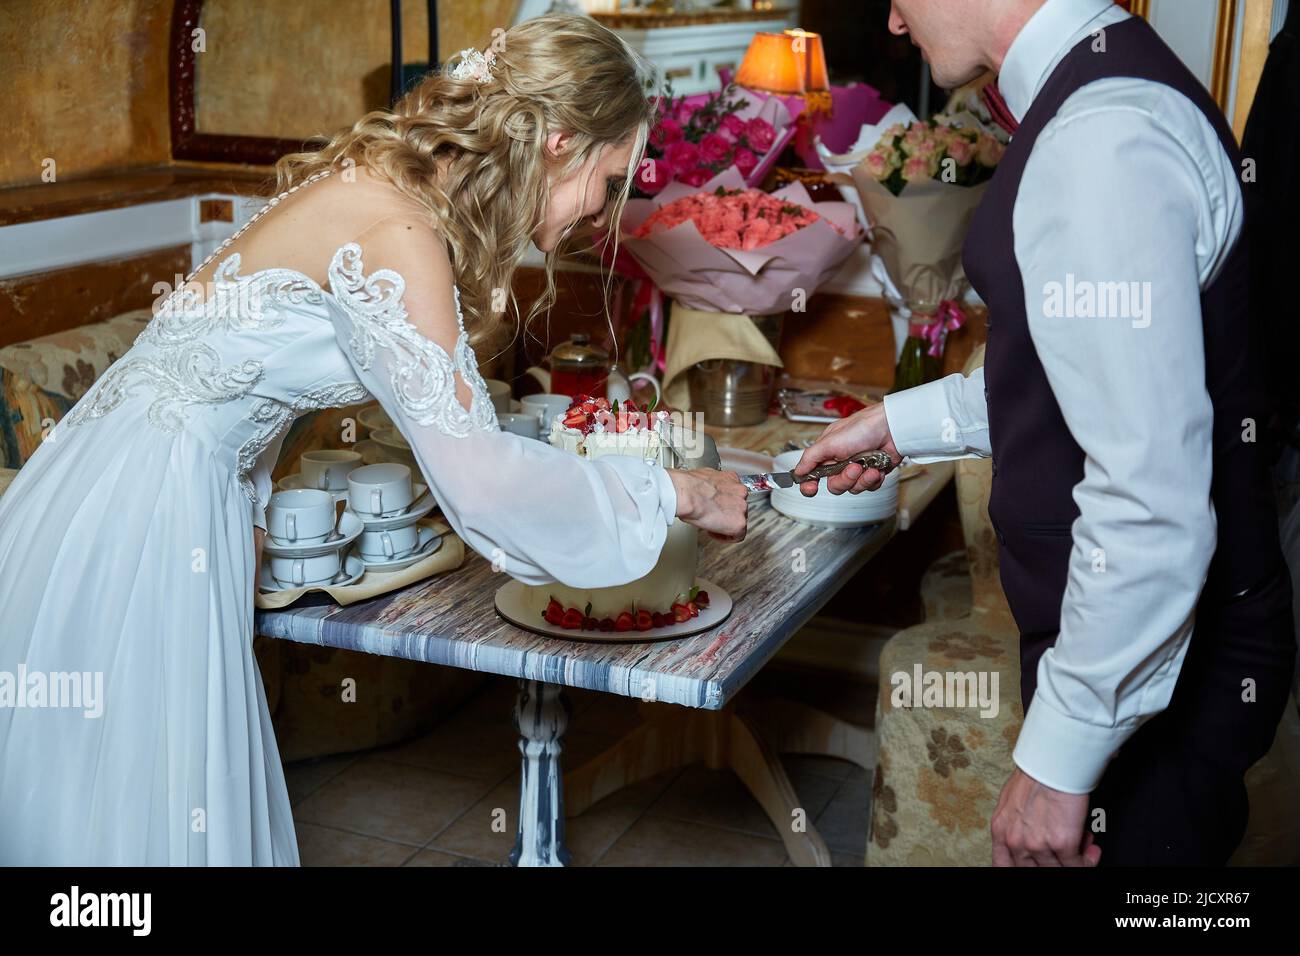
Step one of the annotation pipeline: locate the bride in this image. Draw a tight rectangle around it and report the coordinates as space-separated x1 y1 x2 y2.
0 12 747 865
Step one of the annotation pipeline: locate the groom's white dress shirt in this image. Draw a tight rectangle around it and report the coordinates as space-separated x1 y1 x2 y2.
882 0 1245 793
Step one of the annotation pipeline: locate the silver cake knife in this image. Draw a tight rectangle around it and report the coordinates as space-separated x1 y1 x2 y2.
739 451 896 495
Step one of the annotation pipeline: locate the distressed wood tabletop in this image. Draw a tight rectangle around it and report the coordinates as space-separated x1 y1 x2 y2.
255 381 950 709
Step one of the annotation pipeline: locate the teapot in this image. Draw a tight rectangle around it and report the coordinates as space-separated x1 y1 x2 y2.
524 333 661 407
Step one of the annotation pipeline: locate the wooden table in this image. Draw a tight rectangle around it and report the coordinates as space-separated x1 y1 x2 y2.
255 397 954 866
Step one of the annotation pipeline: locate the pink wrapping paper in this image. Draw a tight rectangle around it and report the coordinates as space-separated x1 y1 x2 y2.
619 168 863 316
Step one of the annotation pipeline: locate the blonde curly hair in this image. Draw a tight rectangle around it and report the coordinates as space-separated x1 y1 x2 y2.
270 12 657 355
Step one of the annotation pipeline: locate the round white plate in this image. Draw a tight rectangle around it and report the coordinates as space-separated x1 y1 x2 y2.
356 522 443 572
346 485 436 529
494 577 732 643
769 489 895 528
258 552 366 593
264 509 364 557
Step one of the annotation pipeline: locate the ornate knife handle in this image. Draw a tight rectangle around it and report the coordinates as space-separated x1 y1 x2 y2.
801 451 896 482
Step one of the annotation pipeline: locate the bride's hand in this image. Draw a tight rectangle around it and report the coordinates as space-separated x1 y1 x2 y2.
254 526 266 575
668 468 748 542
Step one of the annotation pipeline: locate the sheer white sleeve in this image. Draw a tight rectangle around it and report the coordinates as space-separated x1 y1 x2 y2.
249 429 288 532
320 235 678 587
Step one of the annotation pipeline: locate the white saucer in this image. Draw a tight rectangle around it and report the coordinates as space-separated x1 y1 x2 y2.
346 485 436 530
276 472 351 503
357 522 443 572
258 552 366 593
493 577 733 643
264 510 364 557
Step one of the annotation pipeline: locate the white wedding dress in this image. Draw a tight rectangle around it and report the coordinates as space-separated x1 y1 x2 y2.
0 169 678 865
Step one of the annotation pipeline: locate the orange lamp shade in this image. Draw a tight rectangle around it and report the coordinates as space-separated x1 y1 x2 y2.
734 29 830 96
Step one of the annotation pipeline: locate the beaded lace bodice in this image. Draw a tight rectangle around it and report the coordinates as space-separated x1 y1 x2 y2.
60 169 498 512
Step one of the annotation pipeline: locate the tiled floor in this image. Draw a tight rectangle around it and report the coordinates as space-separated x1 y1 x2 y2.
286 666 879 866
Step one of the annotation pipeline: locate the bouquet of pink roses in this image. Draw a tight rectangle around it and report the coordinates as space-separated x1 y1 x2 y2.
632 187 836 252
633 84 795 196
620 168 860 316
864 119 1003 197
819 108 1006 388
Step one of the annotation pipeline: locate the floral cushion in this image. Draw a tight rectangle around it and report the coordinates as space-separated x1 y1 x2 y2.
0 309 151 468
868 615 1021 866
920 550 970 621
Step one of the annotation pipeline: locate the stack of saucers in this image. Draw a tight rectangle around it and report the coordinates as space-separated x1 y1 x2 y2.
260 488 366 591
345 463 442 572
768 449 899 528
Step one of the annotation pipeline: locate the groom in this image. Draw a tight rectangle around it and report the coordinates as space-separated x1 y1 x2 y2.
797 0 1296 865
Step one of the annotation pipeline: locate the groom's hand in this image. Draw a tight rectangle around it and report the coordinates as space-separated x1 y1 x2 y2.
793 402 901 497
990 767 1101 867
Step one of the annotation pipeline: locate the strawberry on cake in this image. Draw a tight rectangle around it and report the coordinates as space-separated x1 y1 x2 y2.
522 394 708 633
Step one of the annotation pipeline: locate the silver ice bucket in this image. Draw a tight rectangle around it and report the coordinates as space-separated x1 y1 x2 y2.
686 312 784 428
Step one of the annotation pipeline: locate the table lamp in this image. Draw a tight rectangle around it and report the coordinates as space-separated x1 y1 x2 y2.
734 29 832 116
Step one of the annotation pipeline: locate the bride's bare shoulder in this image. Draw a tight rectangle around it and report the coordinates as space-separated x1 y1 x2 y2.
316 165 427 220
310 176 453 307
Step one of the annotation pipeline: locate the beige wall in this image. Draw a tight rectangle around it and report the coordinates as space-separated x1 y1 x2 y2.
196 0 520 140
0 0 173 187
0 0 521 188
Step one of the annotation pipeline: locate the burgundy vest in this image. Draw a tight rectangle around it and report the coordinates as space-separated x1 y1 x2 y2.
964 16 1282 634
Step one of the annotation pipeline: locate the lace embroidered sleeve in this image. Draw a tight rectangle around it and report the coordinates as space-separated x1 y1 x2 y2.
320 227 678 587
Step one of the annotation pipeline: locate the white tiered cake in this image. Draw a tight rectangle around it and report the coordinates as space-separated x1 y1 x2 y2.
521 395 710 633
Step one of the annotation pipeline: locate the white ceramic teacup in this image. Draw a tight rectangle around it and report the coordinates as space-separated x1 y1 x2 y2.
358 522 421 559
484 379 512 413
300 449 362 491
270 549 342 587
521 393 573 436
497 412 540 440
267 489 336 544
347 462 415 518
